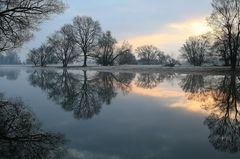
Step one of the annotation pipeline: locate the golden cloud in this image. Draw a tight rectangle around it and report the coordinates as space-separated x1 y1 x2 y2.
123 17 212 52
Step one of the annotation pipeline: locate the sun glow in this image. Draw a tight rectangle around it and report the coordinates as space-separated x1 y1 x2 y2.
124 17 212 51
191 22 212 35
168 18 212 35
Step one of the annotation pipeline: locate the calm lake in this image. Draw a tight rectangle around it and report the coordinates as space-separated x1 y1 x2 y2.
0 67 240 159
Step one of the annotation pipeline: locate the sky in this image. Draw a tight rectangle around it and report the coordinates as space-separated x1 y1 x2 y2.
19 0 213 61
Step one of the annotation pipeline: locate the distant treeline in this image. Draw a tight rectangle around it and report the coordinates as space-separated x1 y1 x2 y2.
0 52 21 65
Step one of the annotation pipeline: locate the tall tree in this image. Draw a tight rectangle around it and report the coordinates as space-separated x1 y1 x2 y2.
208 0 240 69
48 24 79 67
73 16 102 67
211 34 231 66
0 0 65 53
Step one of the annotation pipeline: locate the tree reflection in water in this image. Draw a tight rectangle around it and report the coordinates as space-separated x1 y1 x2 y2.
0 95 66 159
136 72 175 89
28 69 135 119
180 73 240 153
27 68 240 153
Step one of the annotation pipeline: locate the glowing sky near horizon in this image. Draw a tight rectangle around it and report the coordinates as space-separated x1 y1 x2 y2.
19 0 212 60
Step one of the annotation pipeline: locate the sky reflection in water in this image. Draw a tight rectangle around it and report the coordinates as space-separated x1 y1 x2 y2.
0 67 240 159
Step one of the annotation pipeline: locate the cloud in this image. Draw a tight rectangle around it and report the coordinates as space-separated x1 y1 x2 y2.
124 17 212 55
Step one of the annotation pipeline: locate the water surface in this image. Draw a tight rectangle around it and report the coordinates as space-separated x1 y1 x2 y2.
0 67 240 159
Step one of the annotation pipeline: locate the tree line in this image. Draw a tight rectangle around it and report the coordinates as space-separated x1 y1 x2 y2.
26 16 178 67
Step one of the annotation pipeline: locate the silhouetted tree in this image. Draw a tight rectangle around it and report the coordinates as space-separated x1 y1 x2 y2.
92 31 132 66
164 55 180 67
156 51 167 65
208 0 240 69
211 34 231 66
72 16 102 67
93 31 117 66
181 35 210 66
27 49 39 66
28 43 53 67
0 0 65 53
136 45 159 65
117 51 137 65
48 24 79 67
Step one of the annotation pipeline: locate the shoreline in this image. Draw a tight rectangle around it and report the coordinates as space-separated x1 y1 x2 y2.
0 65 239 75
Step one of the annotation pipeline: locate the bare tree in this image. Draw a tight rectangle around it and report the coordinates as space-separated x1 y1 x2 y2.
211 33 231 66
156 51 167 65
72 16 102 67
37 44 53 67
93 31 132 66
208 0 240 69
26 43 53 67
180 35 210 66
165 55 180 67
48 24 79 67
27 49 39 66
0 0 65 53
117 51 137 65
93 31 117 66
113 42 133 65
136 45 159 65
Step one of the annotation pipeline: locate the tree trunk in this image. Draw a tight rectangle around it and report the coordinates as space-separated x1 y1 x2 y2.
82 53 87 67
224 58 229 66
231 54 237 70
63 61 67 67
41 62 46 67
